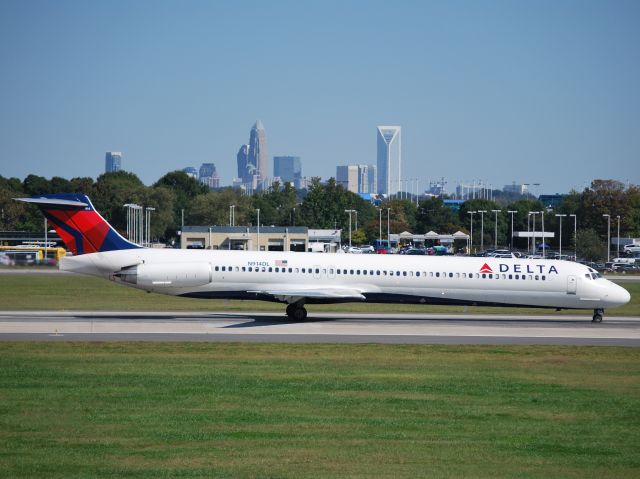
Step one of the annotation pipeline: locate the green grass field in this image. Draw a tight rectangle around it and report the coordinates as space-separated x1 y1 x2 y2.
1 343 639 478
0 273 638 316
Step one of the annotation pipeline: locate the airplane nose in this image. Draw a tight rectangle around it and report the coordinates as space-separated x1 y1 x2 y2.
609 283 631 307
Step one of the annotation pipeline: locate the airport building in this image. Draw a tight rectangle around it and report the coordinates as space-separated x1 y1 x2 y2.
180 226 308 252
376 126 401 196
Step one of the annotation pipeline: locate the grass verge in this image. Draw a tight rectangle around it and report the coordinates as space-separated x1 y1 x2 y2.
0 273 638 316
1 343 639 478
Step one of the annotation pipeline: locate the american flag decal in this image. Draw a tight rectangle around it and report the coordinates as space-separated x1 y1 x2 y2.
276 260 288 267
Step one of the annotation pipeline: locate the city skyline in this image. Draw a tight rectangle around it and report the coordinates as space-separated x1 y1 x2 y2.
0 2 638 193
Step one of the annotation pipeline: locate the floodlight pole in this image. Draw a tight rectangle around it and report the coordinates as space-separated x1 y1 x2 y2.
491 210 501 249
603 214 610 262
507 210 517 251
478 210 487 252
555 214 566 257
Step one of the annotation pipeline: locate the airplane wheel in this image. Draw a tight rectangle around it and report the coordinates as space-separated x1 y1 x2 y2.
292 306 307 321
592 309 604 323
286 304 295 317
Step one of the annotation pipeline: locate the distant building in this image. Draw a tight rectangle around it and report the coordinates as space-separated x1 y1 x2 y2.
336 165 359 193
105 152 122 173
358 165 377 194
376 126 401 195
539 194 567 209
182 167 198 179
248 120 268 181
273 156 302 187
198 163 220 189
503 182 529 195
236 145 253 183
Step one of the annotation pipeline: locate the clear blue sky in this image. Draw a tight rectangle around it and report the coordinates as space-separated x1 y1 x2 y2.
1 0 638 194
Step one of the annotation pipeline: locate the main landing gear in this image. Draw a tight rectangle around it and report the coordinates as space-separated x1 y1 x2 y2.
592 308 604 323
286 302 308 321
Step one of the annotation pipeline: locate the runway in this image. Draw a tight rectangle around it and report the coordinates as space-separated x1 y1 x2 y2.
0 311 639 346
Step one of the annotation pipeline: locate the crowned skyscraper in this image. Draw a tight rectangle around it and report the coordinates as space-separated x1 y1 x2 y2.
248 120 268 181
376 126 401 195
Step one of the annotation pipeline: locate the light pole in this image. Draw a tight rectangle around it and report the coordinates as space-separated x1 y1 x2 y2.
354 210 358 231
603 214 610 262
555 214 566 258
387 208 391 252
467 211 476 253
507 210 517 251
541 211 545 258
491 209 501 249
230 205 235 226
570 214 577 261
345 209 355 247
256 208 260 251
529 212 539 255
378 208 382 242
145 207 155 247
617 215 620 258
478 210 487 252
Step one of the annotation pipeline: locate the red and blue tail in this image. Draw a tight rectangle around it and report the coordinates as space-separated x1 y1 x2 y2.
16 194 141 255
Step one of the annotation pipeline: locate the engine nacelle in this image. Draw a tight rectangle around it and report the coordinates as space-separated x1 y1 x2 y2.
116 262 212 289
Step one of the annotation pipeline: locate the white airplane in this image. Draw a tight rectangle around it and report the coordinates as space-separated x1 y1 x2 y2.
17 194 630 322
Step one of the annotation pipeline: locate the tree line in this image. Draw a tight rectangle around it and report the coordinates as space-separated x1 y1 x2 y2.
1 172 638 260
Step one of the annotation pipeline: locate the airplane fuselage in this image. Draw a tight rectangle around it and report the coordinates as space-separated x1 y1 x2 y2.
60 249 630 311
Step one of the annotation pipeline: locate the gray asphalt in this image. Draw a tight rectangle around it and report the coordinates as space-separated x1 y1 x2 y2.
1 311 638 346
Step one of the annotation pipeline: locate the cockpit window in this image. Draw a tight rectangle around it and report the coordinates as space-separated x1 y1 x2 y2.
585 274 591 280
592 273 602 279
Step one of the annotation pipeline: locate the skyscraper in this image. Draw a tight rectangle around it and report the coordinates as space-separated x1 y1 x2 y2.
376 126 401 195
248 120 268 181
105 151 122 173
199 163 220 189
273 156 302 186
358 164 377 194
236 145 253 183
336 165 359 193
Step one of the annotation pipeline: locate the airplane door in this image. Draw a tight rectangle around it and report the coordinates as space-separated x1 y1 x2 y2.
567 275 577 294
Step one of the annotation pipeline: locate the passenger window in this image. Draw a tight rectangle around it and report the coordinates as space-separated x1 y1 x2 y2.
436 272 440 278
456 273 460 278
396 271 400 276
383 271 387 276
363 270 368 275
416 272 420 277
215 266 219 271
295 268 299 273
482 274 486 279
585 274 591 279
357 270 361 275
377 271 381 275
462 273 466 278
402 271 407 276
242 267 246 272
508 274 512 279
542 275 546 280
449 273 453 278
315 269 320 274
430 272 434 277
302 268 306 273
535 275 539 280
322 269 326 274
288 268 292 273
350 269 354 275
268 267 273 272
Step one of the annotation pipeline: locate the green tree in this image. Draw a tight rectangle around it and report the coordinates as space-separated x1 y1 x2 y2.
298 178 375 232
576 228 606 262
416 197 460 233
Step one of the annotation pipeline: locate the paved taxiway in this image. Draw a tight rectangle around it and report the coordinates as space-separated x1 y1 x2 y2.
0 311 638 345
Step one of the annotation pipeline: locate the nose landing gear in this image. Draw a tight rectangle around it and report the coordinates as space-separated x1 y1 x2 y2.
592 308 604 323
286 302 308 321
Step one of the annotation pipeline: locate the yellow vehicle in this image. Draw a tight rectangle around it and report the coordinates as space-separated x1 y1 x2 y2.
0 245 67 264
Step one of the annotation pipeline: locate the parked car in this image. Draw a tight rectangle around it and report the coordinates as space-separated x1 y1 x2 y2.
358 245 375 253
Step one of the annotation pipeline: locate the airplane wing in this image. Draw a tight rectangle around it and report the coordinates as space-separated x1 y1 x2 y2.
248 287 365 302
